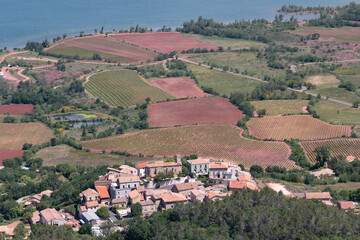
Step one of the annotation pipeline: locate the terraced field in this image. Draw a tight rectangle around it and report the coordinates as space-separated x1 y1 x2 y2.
247 115 351 141
300 139 360 163
85 70 174 107
81 124 296 169
0 123 53 150
251 100 309 116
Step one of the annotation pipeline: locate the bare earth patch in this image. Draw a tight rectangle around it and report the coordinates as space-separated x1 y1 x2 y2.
266 183 292 196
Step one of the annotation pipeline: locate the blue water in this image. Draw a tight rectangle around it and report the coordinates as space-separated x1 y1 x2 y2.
1 0 359 48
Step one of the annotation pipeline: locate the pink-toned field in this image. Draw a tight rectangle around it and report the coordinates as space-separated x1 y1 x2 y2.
148 97 243 127
46 35 158 62
111 32 217 53
0 104 33 115
0 150 24 166
149 77 210 98
81 124 297 169
290 27 360 44
300 139 360 163
247 115 351 141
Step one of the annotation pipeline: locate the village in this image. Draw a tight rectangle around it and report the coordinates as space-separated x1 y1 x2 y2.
0 155 358 238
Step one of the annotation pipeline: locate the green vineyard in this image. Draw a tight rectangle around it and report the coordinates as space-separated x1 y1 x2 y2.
85 70 174 107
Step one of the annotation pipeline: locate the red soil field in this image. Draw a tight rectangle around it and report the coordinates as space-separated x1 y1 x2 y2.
149 77 210 98
247 115 351 141
46 35 157 62
0 104 33 115
112 32 217 53
0 150 24 166
148 97 243 127
81 124 296 169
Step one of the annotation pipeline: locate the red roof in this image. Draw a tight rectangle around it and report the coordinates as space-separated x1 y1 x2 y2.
306 192 332 200
95 186 110 199
137 163 148 169
229 181 258 191
338 201 355 210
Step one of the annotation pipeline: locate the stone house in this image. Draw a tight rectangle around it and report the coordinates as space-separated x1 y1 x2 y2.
187 159 210 175
110 175 140 198
144 162 182 178
79 188 100 204
159 192 187 211
40 208 64 226
140 200 156 217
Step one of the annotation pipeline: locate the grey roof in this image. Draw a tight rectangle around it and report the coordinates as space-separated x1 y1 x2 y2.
82 212 100 221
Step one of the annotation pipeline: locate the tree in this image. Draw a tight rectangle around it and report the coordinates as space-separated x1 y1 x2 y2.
100 26 104 34
79 223 92 235
14 223 27 239
101 220 116 238
314 145 331 167
250 165 264 177
92 53 102 61
79 31 84 37
257 109 266 117
353 100 360 108
96 206 110 219
131 203 142 217
94 28 98 34
62 34 67 39
145 97 151 104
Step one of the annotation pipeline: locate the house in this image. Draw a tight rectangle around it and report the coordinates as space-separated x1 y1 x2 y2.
205 192 229 201
40 208 64 225
95 186 110 205
0 221 21 238
310 168 335 179
81 212 100 225
209 162 244 184
187 159 210 175
146 189 171 208
229 181 258 191
136 163 148 177
31 211 41 224
25 190 53 207
129 190 141 204
172 181 203 198
79 188 100 203
110 175 140 198
190 190 206 202
337 201 356 210
144 162 182 178
119 165 138 176
112 196 128 208
305 192 333 206
140 200 156 217
116 208 131 219
159 192 187 211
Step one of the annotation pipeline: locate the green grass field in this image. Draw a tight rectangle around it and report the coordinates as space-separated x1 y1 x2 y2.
47 46 134 62
251 100 309 116
187 51 285 79
85 70 174 107
187 64 261 96
182 34 266 50
314 100 360 126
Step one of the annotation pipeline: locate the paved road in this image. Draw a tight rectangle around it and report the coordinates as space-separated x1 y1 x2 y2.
179 58 353 107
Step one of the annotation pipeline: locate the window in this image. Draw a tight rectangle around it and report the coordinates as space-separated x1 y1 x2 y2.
170 205 174 209
144 209 147 212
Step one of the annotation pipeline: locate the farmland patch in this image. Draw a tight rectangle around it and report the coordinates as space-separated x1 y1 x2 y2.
250 100 309 116
148 97 243 127
0 150 24 165
0 104 33 115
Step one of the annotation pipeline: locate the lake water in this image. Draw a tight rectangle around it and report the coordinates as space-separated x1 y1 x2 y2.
1 0 359 48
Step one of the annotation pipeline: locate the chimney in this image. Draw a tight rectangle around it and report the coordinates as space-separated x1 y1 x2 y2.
176 154 181 164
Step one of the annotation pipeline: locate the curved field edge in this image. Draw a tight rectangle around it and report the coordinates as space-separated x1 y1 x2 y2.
80 124 297 169
300 138 360 163
84 70 175 107
246 115 351 141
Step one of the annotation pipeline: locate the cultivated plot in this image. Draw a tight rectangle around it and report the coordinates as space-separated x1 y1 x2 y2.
250 100 309 116
81 124 296 169
247 115 351 141
0 104 33 115
85 70 174 107
148 97 243 127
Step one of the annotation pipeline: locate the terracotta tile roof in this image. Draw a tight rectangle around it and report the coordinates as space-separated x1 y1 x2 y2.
95 186 110 199
40 208 63 223
206 192 227 200
0 221 21 236
191 190 206 197
112 197 128 204
210 162 228 169
80 188 99 198
129 190 140 199
229 181 258 191
237 175 253 182
146 161 181 168
137 185 145 193
86 201 99 208
80 206 87 212
338 201 355 209
305 192 332 200
173 181 202 192
140 200 155 206
31 211 40 222
137 163 148 169
346 156 356 162
146 189 171 199
118 175 140 183
187 159 210 165
160 192 187 203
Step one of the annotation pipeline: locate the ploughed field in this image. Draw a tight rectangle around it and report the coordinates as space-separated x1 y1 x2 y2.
111 32 217 53
0 150 24 165
85 70 174 107
250 100 309 116
300 139 360 163
148 97 243 127
149 77 210 99
247 115 351 141
46 35 157 63
0 104 33 115
81 124 296 169
0 123 53 150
